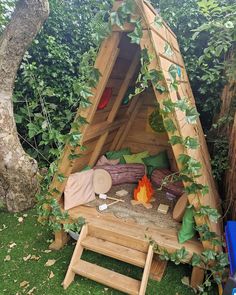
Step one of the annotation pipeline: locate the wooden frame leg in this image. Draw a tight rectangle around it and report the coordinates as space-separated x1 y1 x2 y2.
190 266 205 289
49 230 70 250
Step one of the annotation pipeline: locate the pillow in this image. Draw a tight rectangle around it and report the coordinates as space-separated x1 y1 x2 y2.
143 150 170 176
64 169 95 210
106 148 131 164
123 151 149 164
96 155 119 166
178 207 196 244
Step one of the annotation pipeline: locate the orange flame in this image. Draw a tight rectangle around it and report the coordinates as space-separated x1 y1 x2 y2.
134 175 154 203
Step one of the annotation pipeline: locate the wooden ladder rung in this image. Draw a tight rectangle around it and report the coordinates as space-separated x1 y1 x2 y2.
81 236 146 267
72 260 140 295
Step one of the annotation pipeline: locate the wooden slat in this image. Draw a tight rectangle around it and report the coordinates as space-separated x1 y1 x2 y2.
83 118 128 142
81 236 146 267
72 260 140 295
88 51 140 166
63 225 88 289
139 245 153 295
68 206 204 260
48 32 121 200
88 223 149 253
149 255 167 282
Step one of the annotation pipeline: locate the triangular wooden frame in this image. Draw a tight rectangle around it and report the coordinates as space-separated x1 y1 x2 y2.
48 0 221 253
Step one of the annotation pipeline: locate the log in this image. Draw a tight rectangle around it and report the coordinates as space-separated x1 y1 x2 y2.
94 164 145 185
151 169 184 197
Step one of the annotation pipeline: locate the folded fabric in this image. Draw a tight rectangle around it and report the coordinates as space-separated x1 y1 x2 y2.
178 207 196 244
64 169 95 210
143 150 170 176
96 155 119 166
123 151 149 164
106 147 131 164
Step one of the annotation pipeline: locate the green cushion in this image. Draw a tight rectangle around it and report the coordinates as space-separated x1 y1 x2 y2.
106 148 131 164
142 150 170 176
123 151 149 164
178 207 196 244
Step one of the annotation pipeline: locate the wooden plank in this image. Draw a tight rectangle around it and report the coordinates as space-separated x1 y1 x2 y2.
139 245 153 295
149 255 167 282
63 225 88 289
48 32 121 201
88 51 140 166
116 95 143 150
139 26 222 247
81 236 146 267
72 260 140 295
88 224 149 253
67 206 204 260
83 118 128 142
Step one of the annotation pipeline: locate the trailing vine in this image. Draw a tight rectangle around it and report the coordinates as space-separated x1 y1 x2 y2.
36 1 228 292
109 0 228 292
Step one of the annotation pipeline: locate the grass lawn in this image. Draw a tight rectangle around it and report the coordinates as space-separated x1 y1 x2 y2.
0 208 208 295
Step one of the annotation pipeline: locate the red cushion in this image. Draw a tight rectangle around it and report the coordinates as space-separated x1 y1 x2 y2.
97 87 112 110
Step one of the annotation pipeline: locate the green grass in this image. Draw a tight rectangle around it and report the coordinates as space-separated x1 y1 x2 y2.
0 209 197 295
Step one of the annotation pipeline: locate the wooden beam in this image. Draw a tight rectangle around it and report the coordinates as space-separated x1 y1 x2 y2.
88 51 140 166
48 32 121 201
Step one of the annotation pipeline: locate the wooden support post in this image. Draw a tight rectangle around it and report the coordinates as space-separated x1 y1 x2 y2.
63 225 88 289
190 267 205 289
49 230 70 251
139 245 153 295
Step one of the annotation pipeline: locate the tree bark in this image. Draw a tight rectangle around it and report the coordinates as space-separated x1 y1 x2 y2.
0 0 49 211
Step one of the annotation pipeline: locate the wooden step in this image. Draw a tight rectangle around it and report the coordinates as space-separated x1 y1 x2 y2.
81 236 146 267
72 260 140 295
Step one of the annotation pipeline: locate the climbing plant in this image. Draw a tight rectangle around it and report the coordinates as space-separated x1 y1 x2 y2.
35 1 228 292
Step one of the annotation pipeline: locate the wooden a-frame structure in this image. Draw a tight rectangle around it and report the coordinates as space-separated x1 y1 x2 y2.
47 0 222 293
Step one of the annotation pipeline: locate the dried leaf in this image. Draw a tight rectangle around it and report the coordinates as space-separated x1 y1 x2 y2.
20 281 29 288
23 254 31 261
45 259 56 267
49 271 54 279
4 255 11 262
18 217 24 223
181 276 190 286
9 242 17 249
43 249 52 253
27 287 36 294
31 255 40 260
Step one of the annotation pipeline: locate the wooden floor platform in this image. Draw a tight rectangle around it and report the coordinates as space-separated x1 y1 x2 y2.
67 205 203 261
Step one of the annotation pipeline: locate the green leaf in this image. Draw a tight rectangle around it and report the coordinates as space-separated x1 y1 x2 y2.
154 15 163 28
185 106 199 124
164 42 173 56
191 253 202 267
155 84 167 93
110 11 124 29
169 135 183 145
183 136 200 149
57 173 66 183
162 98 175 114
195 206 220 223
163 119 177 133
80 97 92 109
175 99 189 112
168 64 178 80
128 20 143 44
68 153 82 160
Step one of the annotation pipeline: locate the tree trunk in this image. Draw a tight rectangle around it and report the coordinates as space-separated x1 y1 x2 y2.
0 0 49 211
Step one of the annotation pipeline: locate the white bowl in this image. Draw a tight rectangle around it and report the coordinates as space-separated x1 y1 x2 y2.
68 230 80 240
